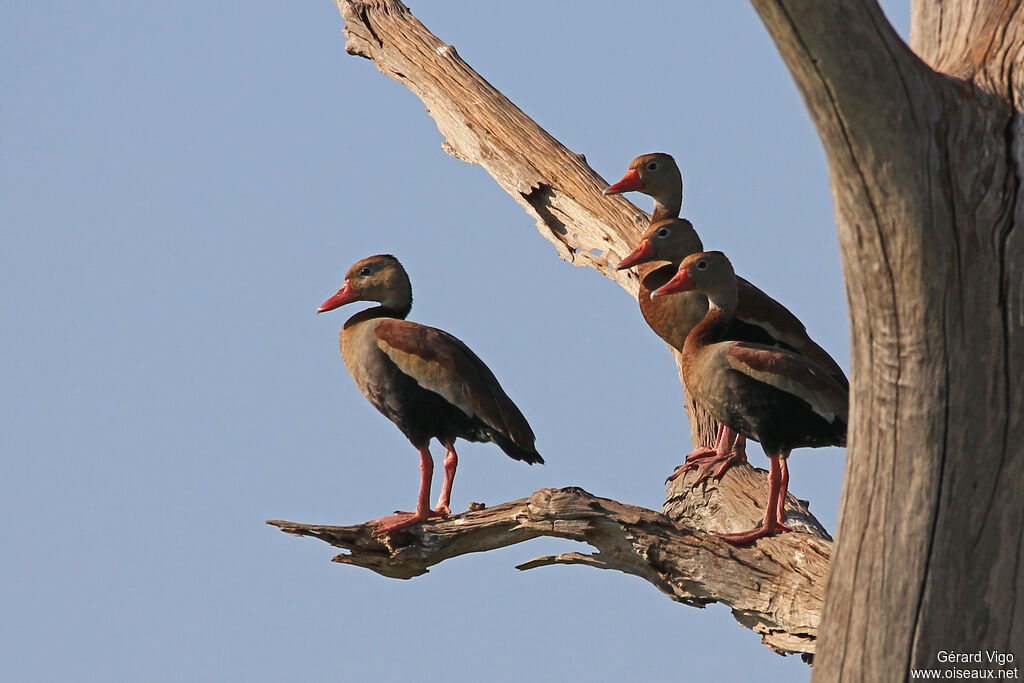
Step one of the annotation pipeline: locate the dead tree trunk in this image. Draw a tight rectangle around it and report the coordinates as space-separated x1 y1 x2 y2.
746 2 1024 679
272 0 1022 674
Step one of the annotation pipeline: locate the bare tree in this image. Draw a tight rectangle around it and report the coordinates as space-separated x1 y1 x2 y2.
270 2 1023 677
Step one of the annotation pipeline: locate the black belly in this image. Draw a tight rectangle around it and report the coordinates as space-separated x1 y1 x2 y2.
362 356 491 449
368 372 490 449
717 370 847 455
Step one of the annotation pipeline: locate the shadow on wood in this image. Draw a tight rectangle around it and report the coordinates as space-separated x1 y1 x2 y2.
270 470 830 658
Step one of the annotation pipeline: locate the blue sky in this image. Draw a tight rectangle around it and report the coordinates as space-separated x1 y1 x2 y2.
2 2 908 681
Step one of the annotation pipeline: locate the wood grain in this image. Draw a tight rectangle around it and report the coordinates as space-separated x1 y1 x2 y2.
271 478 830 657
749 1 1024 679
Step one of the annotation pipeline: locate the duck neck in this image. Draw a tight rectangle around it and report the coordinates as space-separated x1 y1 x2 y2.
382 298 412 319
651 193 681 222
686 288 737 349
343 301 411 329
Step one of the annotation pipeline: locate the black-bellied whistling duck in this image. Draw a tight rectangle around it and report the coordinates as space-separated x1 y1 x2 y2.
608 153 848 483
603 152 682 222
318 254 542 535
653 251 847 544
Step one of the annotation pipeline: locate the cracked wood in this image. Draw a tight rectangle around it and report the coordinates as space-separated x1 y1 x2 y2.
270 479 830 657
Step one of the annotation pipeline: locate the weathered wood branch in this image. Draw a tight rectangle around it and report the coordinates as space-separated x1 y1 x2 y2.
295 0 842 662
338 0 643 287
336 0 722 447
282 0 860 661
294 0 1024 675
270 470 831 657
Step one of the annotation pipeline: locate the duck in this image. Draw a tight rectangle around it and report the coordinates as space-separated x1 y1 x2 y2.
318 254 542 535
603 152 682 222
652 251 847 544
607 153 848 483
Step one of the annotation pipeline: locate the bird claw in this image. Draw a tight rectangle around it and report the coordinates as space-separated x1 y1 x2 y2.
369 509 447 536
716 519 793 545
665 448 714 482
666 447 747 485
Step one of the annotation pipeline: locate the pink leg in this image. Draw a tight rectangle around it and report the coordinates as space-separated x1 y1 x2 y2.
666 426 726 482
667 424 748 485
774 456 792 529
434 440 458 516
733 434 748 461
370 447 446 536
716 453 792 545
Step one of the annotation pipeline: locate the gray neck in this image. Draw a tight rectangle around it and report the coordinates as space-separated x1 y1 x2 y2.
651 193 682 222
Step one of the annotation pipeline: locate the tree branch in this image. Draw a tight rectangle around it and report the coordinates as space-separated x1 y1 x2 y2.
270 473 830 657
287 0 847 661
336 0 722 447
338 0 645 292
305 0 1024 676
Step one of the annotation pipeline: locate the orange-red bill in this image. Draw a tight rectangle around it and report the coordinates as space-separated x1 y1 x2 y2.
603 168 643 195
318 281 360 313
616 239 655 270
652 268 695 298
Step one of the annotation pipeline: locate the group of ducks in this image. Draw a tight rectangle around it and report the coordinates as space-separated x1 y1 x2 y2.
318 153 848 544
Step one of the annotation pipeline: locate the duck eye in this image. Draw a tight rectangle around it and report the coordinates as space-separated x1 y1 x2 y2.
656 227 670 238
696 260 708 270
359 267 371 276
646 161 659 171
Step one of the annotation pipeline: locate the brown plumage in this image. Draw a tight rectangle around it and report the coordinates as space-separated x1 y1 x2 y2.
318 254 541 535
607 152 848 483
653 251 847 544
618 218 849 388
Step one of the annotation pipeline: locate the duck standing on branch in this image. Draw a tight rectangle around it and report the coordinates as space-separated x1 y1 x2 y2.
614 217 747 481
318 254 542 535
606 153 848 484
652 251 847 544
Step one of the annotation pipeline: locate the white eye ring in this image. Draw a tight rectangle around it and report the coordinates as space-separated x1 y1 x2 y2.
696 260 708 270
656 228 670 238
646 161 658 171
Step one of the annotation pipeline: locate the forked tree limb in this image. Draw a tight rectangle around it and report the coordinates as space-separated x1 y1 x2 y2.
279 0 839 660
270 468 831 657
290 0 1024 676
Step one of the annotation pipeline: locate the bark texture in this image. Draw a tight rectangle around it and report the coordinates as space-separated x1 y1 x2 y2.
270 477 830 656
747 1 1024 680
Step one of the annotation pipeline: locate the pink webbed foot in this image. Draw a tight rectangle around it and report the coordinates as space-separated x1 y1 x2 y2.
716 454 792 545
371 445 451 536
716 519 792 545
369 509 447 536
666 447 716 483
666 430 748 486
675 447 748 486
